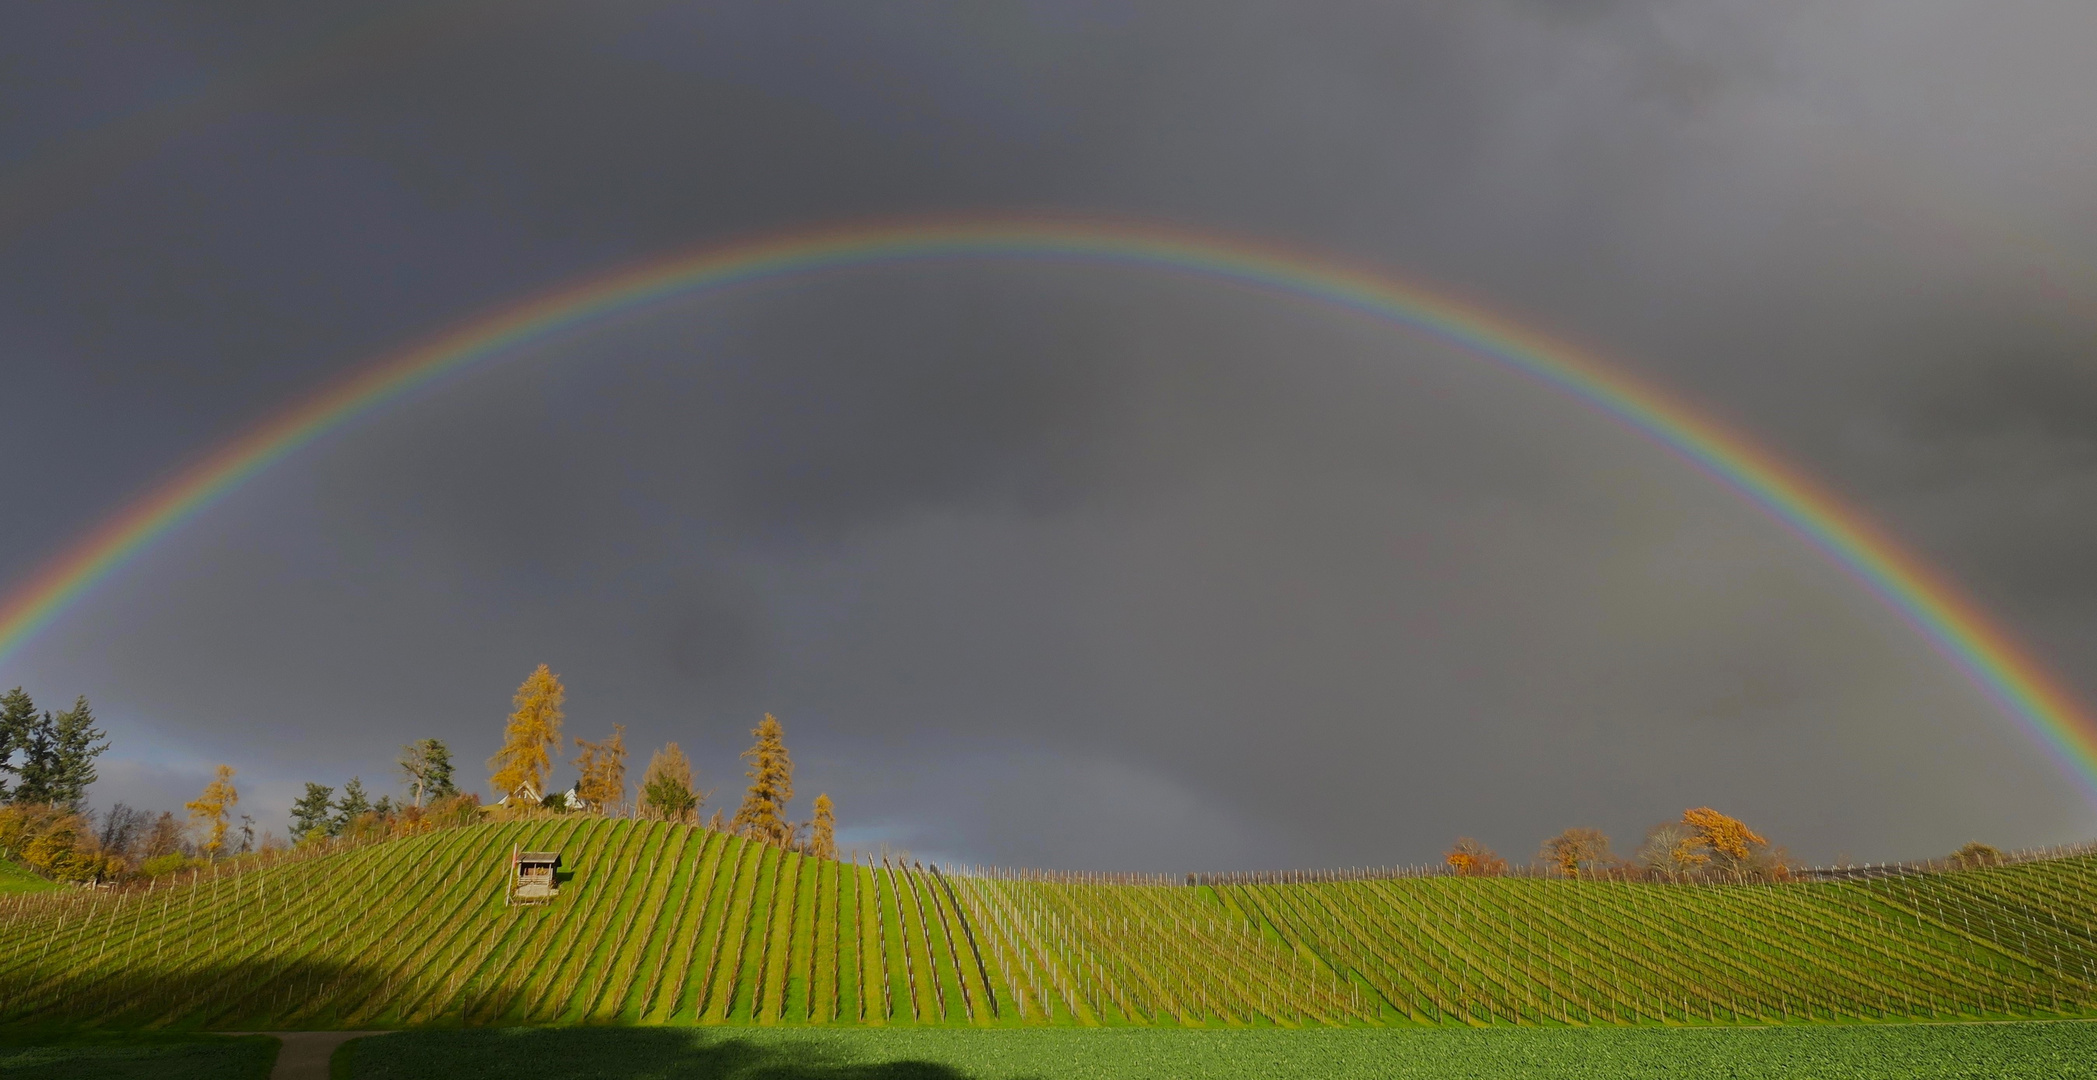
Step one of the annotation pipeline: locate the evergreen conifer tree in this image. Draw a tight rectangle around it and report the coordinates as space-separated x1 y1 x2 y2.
398 738 456 807
10 710 58 804
48 696 108 807
731 714 794 846
639 742 699 823
489 664 564 801
0 686 33 800
290 783 335 840
333 776 372 832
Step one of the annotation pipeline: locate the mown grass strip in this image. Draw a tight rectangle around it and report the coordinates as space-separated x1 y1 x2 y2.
755 848 801 1023
661 829 736 1023
782 852 819 1022
552 819 663 1022
315 821 547 1027
875 862 918 1022
450 818 594 1026
622 824 711 1022
595 822 696 1020
465 817 606 1026
691 834 759 1022
728 845 783 1022
854 861 886 1024
809 857 837 1023
579 820 683 1020
515 817 647 1023
699 839 766 1022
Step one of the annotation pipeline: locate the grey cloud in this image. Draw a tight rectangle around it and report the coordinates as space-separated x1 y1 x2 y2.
3 1 2093 867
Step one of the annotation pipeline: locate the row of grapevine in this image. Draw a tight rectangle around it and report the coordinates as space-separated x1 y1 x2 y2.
1228 868 2097 1025
3 820 2093 1028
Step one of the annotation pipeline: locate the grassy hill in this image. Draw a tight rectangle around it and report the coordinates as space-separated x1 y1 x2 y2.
0 858 60 896
1 818 2093 1030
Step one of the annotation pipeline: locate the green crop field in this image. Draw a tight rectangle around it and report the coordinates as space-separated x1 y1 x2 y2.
2 819 2094 1031
333 1022 2097 1079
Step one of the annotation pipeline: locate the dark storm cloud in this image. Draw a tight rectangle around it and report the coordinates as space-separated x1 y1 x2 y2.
1858 310 2097 613
3 2 2095 868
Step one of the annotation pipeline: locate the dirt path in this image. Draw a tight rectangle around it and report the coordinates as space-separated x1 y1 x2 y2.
233 1031 388 1080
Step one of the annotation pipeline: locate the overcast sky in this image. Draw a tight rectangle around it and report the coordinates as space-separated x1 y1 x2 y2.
3 1 2095 871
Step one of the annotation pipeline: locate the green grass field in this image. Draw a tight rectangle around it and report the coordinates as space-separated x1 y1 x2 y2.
336 1021 2097 1079
0 1029 275 1079
2 819 2094 1030
0 860 58 896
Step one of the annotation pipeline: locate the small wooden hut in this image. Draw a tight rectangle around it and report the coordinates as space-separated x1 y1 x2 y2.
509 847 562 904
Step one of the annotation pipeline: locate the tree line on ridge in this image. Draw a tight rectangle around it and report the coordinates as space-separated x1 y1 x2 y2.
0 669 2020 887
1444 814 2005 882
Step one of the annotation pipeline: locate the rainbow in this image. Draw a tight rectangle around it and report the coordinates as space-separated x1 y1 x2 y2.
4 216 2094 801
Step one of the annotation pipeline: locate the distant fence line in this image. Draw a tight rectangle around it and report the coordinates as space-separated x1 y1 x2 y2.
1791 837 2097 881
1188 865 1469 887
11 816 2094 920
954 836 2097 889
0 805 541 916
952 865 1184 888
0 823 417 923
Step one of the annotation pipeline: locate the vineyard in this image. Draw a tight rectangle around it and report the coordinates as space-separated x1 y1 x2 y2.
2 818 2095 1030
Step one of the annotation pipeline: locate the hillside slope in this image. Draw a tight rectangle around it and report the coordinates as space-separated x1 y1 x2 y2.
1 818 2093 1029
0 859 60 896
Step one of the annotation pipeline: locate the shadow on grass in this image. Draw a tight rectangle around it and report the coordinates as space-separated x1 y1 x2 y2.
344 1028 979 1080
0 1027 277 1080
0 956 390 1028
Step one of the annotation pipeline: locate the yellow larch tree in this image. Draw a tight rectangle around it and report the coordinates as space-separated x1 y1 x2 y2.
184 764 238 860
731 713 794 846
806 793 836 859
488 664 565 802
572 724 628 813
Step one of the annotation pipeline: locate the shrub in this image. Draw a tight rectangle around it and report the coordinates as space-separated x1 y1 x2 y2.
425 792 482 828
1445 837 1507 877
140 852 200 877
1951 841 2004 869
0 804 121 882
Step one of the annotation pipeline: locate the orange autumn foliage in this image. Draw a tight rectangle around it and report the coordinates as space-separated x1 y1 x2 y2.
1445 837 1507 877
1681 807 1765 862
489 664 565 801
1539 827 1613 878
572 724 628 813
184 764 239 859
732 714 796 847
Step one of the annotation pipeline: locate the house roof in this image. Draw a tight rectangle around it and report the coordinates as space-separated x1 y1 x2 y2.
518 851 561 864
495 781 543 807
